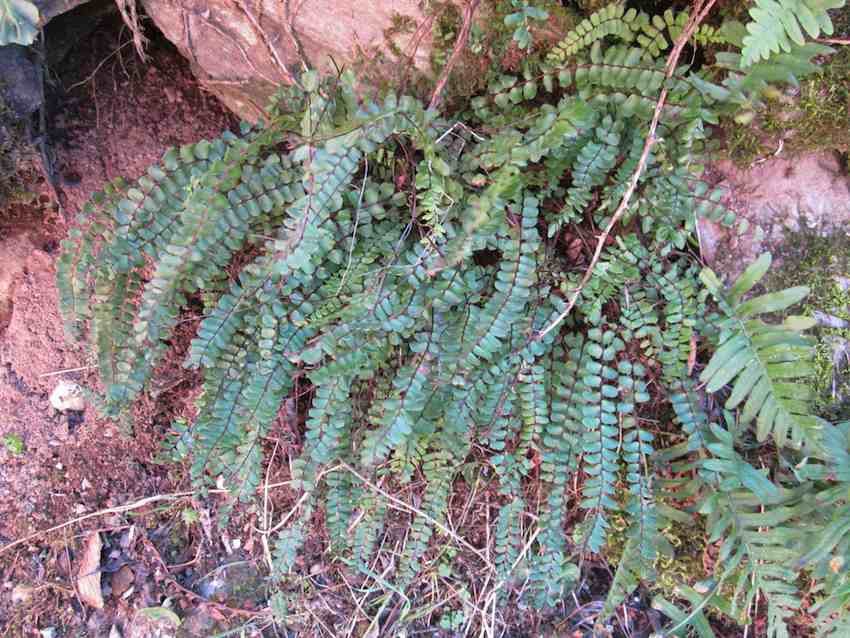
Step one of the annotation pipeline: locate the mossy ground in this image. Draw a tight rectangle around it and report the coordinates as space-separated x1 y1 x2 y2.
721 45 850 166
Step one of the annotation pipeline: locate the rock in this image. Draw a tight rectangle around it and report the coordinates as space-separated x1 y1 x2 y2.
196 560 264 608
49 381 86 412
700 152 850 281
815 311 850 330
140 0 445 120
0 45 40 119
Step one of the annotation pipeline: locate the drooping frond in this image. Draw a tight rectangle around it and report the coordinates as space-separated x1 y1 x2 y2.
56 12 850 631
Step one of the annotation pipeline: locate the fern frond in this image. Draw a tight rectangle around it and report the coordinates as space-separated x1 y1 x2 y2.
700 254 825 448
398 447 454 583
701 420 815 638
741 0 845 66
59 30 849 628
579 324 626 553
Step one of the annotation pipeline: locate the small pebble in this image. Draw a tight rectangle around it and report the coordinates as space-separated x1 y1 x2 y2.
50 382 86 412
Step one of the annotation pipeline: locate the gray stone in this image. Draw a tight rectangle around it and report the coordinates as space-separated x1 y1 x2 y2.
699 152 850 281
815 311 850 330
126 608 181 638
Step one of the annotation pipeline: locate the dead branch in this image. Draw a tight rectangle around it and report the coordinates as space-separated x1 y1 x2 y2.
535 0 720 342
428 0 482 111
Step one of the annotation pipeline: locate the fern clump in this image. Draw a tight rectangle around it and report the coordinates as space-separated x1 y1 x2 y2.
58 2 850 634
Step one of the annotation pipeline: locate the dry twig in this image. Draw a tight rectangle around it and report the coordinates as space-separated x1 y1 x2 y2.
428 0 482 110
817 37 850 45
535 0 720 341
1 478 295 556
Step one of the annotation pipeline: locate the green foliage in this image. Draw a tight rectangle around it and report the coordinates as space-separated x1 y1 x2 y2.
0 0 38 46
741 0 846 66
547 2 728 65
57 3 850 634
2 432 25 455
504 0 550 50
700 253 826 449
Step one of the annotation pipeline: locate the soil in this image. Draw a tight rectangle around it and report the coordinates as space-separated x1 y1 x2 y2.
0 13 237 637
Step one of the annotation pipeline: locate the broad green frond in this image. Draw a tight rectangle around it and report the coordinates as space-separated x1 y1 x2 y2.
741 0 845 66
700 255 825 448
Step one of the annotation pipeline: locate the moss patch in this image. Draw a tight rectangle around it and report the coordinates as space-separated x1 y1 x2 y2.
720 46 850 166
0 92 35 210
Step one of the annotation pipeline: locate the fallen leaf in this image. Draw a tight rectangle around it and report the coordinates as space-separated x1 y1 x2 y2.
136 606 181 626
110 564 134 598
11 584 35 604
77 532 104 609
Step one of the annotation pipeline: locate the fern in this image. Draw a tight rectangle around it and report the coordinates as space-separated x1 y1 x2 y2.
56 7 850 634
700 253 826 449
741 0 846 66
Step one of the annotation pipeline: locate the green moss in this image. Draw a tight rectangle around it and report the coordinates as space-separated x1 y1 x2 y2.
721 47 850 165
763 226 850 418
764 47 850 155
719 115 769 166
653 520 709 599
0 91 34 209
601 499 710 599
2 432 25 455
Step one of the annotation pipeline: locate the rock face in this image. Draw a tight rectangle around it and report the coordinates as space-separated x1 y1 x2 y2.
0 45 41 118
140 0 438 120
699 152 850 280
3 0 440 122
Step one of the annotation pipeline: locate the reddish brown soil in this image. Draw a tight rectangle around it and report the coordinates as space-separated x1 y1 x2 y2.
0 14 236 636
